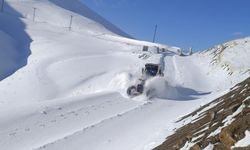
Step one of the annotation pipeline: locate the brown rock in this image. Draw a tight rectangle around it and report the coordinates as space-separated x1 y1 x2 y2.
214 143 231 150
219 129 236 147
190 144 201 150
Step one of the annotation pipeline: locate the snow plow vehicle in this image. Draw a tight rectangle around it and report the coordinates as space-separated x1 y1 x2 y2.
127 63 164 97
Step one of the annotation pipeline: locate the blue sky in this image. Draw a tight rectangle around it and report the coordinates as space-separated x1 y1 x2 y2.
81 0 250 51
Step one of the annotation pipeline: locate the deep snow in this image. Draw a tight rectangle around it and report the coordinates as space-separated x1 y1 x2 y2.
0 0 250 150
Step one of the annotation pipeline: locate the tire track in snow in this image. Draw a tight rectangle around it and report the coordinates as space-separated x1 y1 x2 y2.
0 92 143 150
33 101 150 150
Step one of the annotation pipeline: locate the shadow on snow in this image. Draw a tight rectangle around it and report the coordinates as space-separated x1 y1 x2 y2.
0 3 32 81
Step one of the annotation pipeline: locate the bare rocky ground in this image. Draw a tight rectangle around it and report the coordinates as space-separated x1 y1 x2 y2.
154 77 250 150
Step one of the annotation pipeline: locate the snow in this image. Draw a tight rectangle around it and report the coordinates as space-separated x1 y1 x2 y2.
223 104 245 125
0 30 19 79
0 11 31 80
180 141 195 150
34 100 190 150
0 92 144 150
208 126 223 138
0 0 250 150
203 143 214 150
191 133 205 142
233 130 250 148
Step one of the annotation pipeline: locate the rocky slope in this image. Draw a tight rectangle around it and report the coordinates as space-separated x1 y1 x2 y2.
154 76 250 150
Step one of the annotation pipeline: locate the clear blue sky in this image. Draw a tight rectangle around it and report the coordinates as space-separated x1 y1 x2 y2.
81 0 250 51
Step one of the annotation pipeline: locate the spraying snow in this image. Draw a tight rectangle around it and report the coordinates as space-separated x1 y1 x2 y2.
145 77 179 99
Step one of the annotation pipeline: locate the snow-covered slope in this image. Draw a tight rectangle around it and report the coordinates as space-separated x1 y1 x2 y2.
198 37 250 89
48 0 131 37
6 0 130 37
0 0 249 150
